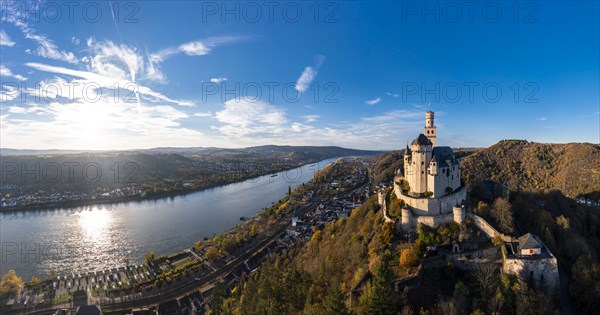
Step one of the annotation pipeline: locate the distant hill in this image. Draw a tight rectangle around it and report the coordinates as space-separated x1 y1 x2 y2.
0 146 380 191
461 140 600 198
1 145 379 158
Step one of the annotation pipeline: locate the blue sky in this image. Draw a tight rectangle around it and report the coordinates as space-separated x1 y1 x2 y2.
0 0 598 150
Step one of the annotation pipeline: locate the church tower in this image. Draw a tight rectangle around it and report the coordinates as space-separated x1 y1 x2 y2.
424 111 436 147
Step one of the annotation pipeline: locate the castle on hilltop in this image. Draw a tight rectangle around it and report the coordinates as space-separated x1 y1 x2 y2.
393 111 467 231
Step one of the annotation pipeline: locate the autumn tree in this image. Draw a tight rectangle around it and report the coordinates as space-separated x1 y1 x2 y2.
399 248 418 267
143 252 155 264
0 270 23 296
378 221 397 244
491 197 514 234
205 247 219 261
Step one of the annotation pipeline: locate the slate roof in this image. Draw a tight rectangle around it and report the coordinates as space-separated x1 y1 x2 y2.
518 233 542 250
411 134 432 146
431 146 459 167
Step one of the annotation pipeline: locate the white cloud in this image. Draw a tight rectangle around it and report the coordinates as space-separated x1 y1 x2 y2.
295 55 326 93
24 33 78 64
25 62 194 106
88 40 144 82
216 99 286 128
302 115 319 123
538 117 547 121
2 1 78 64
180 42 210 56
385 92 399 97
150 36 244 63
0 65 28 81
0 29 15 47
0 84 20 102
365 97 381 105
210 77 228 84
146 36 244 83
1 88 203 150
194 111 213 117
295 67 317 93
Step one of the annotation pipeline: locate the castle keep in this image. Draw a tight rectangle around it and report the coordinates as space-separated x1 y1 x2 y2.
393 111 467 230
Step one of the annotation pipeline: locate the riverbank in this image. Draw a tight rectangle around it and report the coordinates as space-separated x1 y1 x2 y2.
0 157 342 280
0 158 333 214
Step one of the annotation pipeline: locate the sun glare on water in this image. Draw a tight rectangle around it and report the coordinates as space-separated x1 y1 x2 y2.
78 207 113 243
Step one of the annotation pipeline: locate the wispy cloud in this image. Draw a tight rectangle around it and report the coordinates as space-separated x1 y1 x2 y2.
25 62 194 106
295 67 317 93
295 55 326 93
215 99 287 137
0 65 28 81
147 36 245 82
302 115 319 123
2 1 78 64
385 92 399 97
0 29 15 47
538 117 547 121
365 97 381 105
194 111 213 117
210 77 228 84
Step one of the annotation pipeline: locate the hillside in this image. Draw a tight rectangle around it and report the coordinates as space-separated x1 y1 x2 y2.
0 146 379 196
461 140 600 198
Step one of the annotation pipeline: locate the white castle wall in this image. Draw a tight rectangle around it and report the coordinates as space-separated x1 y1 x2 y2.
504 255 559 296
394 184 466 216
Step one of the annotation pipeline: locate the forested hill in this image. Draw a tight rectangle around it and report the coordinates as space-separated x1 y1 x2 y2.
0 146 379 190
461 140 600 198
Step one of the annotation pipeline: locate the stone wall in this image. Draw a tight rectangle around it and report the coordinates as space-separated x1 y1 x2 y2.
503 256 559 296
394 185 466 216
416 213 454 228
467 213 513 242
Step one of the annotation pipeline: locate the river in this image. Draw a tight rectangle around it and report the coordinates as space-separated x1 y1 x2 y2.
0 158 337 279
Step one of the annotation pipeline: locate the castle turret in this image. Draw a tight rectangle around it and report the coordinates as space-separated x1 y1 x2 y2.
424 111 437 147
401 208 412 232
377 190 385 207
453 205 465 225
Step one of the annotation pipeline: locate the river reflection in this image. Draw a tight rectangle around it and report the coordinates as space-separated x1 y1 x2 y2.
0 158 337 279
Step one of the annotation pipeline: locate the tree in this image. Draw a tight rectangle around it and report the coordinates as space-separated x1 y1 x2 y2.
209 281 225 315
0 270 23 296
205 247 219 261
400 248 418 267
143 252 155 264
556 215 570 230
491 197 514 234
28 276 40 285
476 201 491 218
378 221 397 244
368 253 400 315
473 263 498 299
322 285 349 315
570 255 600 311
453 281 470 314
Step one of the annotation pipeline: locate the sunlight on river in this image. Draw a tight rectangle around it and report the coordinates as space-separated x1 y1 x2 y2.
78 207 112 244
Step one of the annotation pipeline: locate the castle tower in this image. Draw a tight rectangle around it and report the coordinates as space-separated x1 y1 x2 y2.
453 205 465 225
424 111 437 147
377 190 385 207
401 208 412 232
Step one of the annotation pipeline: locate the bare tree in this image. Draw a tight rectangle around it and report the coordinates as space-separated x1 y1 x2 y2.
473 262 499 298
491 197 514 234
